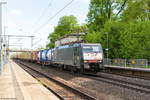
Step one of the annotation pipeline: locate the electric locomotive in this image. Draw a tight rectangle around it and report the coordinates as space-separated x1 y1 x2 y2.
53 43 103 73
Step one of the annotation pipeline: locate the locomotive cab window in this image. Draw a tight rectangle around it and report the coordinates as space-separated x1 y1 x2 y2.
82 45 102 53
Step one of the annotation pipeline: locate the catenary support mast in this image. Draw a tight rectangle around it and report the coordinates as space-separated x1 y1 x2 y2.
0 1 7 74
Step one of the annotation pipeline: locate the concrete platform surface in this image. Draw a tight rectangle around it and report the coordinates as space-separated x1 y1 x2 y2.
0 60 60 100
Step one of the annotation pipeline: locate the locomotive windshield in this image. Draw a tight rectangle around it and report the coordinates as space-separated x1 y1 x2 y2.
82 45 102 53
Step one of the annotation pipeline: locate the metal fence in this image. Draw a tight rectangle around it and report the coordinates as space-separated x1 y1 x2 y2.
104 58 149 68
112 59 127 67
103 58 111 65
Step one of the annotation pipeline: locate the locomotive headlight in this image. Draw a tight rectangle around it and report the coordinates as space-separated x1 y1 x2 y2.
84 60 88 63
99 60 102 62
98 53 103 59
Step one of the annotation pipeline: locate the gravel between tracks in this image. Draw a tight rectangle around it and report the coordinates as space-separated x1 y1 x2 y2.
17 61 150 100
98 72 150 88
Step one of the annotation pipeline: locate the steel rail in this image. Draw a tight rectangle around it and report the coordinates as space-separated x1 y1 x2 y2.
84 73 150 94
17 61 97 100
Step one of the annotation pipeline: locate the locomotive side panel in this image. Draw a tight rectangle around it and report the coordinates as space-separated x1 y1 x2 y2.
55 45 74 66
72 44 82 69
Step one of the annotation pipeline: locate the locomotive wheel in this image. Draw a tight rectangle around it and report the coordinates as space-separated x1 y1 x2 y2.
79 68 84 74
71 66 74 74
56 64 60 70
60 65 64 71
71 66 77 74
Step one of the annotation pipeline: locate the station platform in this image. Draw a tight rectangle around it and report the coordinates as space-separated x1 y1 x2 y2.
104 65 150 78
0 60 60 100
104 65 150 72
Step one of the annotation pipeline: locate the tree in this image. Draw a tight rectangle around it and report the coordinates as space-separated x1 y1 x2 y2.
54 15 78 37
87 0 127 32
47 15 87 48
120 21 150 59
122 0 150 22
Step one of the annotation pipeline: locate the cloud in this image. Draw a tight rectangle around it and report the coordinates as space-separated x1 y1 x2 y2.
6 21 17 29
10 9 23 16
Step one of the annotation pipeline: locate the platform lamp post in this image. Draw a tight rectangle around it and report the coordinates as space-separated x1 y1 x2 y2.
0 1 7 74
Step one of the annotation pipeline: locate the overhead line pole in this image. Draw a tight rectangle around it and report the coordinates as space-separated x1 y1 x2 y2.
31 36 34 50
0 1 7 74
4 35 34 51
4 26 8 64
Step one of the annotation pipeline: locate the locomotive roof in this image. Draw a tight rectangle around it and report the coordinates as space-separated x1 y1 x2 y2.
80 43 101 46
57 43 101 49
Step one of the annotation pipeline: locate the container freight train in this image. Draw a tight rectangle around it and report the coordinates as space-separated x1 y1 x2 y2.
14 43 104 73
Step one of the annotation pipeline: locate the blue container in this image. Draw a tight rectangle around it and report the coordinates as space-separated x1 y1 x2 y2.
46 49 52 61
39 50 49 62
39 50 43 62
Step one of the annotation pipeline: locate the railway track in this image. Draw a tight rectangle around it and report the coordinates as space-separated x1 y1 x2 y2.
25 62 150 94
103 71 150 80
84 73 150 94
15 60 150 98
16 61 97 100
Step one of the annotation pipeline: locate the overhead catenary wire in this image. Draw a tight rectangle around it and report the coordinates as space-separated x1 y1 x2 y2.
13 38 22 44
32 0 75 49
6 7 27 34
32 38 42 47
31 0 53 29
32 0 75 34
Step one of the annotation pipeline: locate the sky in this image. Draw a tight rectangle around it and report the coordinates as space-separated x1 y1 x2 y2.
2 0 90 50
